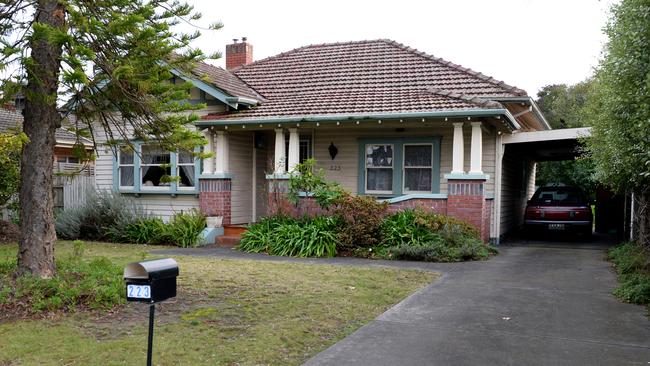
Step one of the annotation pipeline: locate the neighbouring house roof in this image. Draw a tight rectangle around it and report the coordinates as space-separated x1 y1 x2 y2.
190 61 264 102
0 107 93 147
200 39 531 123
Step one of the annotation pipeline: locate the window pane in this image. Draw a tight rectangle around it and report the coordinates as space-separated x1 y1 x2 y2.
120 166 134 186
404 145 432 167
142 166 171 187
366 145 393 167
178 150 194 164
142 145 170 165
67 157 79 164
178 166 195 187
119 148 134 164
367 168 393 192
404 169 432 192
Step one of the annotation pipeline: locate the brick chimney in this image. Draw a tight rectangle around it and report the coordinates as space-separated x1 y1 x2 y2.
226 37 253 70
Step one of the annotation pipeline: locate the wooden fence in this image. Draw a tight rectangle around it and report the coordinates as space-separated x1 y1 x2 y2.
61 175 95 209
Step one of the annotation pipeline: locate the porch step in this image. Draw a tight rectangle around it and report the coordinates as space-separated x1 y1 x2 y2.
223 225 248 237
215 235 242 247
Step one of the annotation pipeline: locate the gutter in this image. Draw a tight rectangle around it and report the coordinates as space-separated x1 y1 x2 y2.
195 109 521 131
492 97 551 130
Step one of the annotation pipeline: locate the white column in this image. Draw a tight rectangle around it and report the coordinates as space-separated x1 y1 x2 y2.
451 122 465 174
469 122 483 174
215 131 229 174
288 128 300 172
201 129 214 175
274 128 286 174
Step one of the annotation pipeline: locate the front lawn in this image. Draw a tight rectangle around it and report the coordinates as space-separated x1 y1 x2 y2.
0 241 435 365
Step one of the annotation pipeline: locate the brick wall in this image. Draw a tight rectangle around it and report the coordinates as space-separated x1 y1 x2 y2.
387 199 447 215
199 178 231 225
447 179 489 242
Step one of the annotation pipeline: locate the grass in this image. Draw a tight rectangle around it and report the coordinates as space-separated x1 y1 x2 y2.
0 241 436 365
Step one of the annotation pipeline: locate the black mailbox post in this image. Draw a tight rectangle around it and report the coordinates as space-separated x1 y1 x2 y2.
124 258 178 366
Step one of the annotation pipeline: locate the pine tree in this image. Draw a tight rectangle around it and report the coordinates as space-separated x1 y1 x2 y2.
0 0 220 277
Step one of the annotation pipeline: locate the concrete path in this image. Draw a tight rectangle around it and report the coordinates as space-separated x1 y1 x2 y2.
153 235 650 365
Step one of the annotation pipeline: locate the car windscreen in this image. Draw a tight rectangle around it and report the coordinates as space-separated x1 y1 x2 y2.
530 187 588 205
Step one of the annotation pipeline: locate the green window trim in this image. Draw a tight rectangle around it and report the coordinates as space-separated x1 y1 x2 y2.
112 142 201 195
358 136 441 197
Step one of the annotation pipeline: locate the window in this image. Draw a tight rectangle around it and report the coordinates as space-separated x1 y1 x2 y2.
141 145 171 189
57 156 80 164
118 147 134 188
365 144 394 193
403 144 433 193
285 137 312 170
114 143 199 194
358 137 441 197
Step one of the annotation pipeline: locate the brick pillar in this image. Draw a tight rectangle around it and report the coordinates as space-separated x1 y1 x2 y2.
199 178 231 226
447 179 489 242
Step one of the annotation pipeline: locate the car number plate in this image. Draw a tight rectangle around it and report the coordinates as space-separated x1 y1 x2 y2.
127 284 151 299
548 223 565 230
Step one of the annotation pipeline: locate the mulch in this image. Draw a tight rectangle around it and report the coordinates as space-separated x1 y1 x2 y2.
0 220 19 244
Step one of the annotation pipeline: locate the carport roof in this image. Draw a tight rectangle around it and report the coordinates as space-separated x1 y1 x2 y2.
502 127 591 161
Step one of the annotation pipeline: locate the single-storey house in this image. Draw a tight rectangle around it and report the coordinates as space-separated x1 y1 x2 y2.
94 39 589 243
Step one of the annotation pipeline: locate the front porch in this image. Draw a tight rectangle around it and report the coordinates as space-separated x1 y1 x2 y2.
196 113 509 243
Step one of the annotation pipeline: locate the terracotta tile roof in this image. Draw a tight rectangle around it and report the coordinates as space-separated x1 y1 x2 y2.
191 61 264 101
203 39 526 121
0 107 92 144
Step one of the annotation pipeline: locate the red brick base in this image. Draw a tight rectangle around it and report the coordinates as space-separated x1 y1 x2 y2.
447 179 490 242
199 179 231 225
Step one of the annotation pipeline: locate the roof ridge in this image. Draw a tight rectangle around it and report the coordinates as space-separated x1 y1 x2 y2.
233 39 393 73
426 87 503 109
380 39 528 97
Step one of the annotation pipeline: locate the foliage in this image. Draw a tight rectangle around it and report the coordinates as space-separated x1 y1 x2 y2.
1 0 220 277
55 190 147 241
0 244 124 313
56 190 205 247
332 194 389 250
239 215 339 258
583 0 650 193
288 158 346 211
387 240 496 262
534 82 596 194
381 209 494 262
608 242 650 305
0 132 28 207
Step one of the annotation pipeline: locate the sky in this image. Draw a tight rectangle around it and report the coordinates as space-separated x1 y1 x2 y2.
187 0 617 97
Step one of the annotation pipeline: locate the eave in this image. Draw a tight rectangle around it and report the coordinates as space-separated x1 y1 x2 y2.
195 109 521 131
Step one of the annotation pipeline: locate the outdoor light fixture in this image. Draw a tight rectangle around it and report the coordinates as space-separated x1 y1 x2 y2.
328 142 338 160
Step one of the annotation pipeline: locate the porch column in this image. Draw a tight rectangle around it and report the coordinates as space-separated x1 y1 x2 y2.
452 122 465 174
469 122 483 174
288 128 300 172
215 131 229 174
274 128 286 174
201 128 214 175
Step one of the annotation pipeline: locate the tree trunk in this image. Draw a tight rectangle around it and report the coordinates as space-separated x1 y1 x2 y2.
16 0 65 278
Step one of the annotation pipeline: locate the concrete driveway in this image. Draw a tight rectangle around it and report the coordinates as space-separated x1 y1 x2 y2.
303 235 650 366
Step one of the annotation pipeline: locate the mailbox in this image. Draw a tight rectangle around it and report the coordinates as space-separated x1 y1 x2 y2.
124 258 179 303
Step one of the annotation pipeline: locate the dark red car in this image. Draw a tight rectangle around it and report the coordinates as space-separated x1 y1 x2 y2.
524 186 593 237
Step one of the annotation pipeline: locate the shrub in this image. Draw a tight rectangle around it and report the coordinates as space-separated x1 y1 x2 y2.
239 215 338 258
55 189 205 247
333 194 388 250
608 242 650 305
164 210 207 248
381 209 495 262
55 189 147 241
0 245 124 314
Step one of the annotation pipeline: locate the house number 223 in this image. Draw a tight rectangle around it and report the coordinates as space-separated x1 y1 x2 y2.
329 165 341 171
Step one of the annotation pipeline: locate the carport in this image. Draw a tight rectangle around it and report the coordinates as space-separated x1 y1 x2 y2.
492 127 593 243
